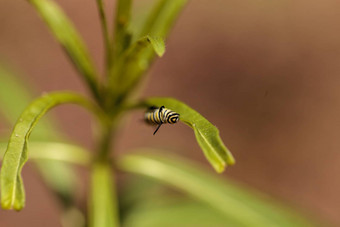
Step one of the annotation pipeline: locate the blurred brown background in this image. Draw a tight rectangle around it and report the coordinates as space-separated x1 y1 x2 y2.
1 0 340 226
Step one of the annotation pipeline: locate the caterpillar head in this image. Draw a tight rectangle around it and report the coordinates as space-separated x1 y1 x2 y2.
168 113 180 124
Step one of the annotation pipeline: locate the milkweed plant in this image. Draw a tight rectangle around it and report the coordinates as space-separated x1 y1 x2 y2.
0 0 316 226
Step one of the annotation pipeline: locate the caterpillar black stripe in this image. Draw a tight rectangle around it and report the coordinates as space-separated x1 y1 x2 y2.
144 106 180 135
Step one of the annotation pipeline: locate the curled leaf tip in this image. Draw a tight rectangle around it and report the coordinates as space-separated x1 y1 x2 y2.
1 92 99 211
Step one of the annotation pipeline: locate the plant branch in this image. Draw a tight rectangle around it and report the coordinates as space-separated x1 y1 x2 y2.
89 161 119 227
88 114 120 226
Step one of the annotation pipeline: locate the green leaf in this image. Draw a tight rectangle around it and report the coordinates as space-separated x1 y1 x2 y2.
109 35 165 97
95 0 111 65
0 66 32 125
109 0 187 102
28 0 100 100
0 142 90 166
1 92 100 210
113 0 133 60
144 97 235 172
120 177 232 226
89 162 119 227
147 36 165 57
0 65 81 207
118 152 316 227
136 0 188 39
123 197 233 227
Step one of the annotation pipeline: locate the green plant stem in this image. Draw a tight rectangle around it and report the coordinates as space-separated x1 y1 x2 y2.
96 121 114 162
89 114 120 226
89 161 119 227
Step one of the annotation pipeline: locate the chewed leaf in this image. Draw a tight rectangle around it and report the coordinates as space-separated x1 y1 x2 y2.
144 97 235 173
29 0 100 99
1 92 99 210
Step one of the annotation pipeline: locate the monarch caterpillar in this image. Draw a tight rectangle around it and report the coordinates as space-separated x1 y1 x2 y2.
144 106 180 135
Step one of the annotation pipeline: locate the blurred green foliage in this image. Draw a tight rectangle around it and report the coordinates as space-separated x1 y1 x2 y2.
0 0 317 226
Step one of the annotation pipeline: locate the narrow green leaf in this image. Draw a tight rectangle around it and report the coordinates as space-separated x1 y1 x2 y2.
123 197 232 227
109 35 166 97
0 65 84 210
118 152 316 227
113 0 132 59
120 177 232 226
95 0 111 65
137 0 188 39
144 97 235 173
89 162 119 227
26 141 91 204
0 66 32 125
0 142 90 166
1 92 100 210
28 0 100 99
